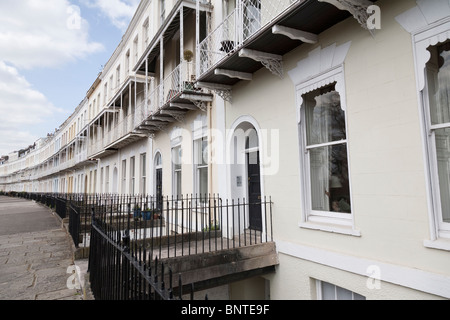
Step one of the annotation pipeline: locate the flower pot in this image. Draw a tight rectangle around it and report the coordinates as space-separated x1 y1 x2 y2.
133 209 141 219
142 211 152 221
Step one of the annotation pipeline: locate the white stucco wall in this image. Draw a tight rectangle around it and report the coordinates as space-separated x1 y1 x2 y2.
220 0 450 299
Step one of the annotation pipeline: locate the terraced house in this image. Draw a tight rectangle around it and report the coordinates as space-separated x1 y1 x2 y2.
1 0 450 300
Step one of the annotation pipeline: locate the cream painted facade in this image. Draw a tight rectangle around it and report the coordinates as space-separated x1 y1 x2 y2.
1 0 450 300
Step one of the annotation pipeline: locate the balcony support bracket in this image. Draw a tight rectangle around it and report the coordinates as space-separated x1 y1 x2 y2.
160 110 187 123
239 49 283 79
215 69 253 81
152 116 176 123
144 121 169 132
272 25 318 43
195 82 232 103
318 0 375 36
177 93 212 112
170 103 198 111
190 100 208 112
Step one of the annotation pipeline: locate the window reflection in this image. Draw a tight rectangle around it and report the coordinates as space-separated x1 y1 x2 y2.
304 86 351 214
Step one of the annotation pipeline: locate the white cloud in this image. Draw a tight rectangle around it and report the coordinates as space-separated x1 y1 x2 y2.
0 0 103 156
0 131 38 157
0 0 104 69
0 62 67 156
81 0 140 31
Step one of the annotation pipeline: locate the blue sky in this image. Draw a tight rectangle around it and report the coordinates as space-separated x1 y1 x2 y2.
0 0 140 157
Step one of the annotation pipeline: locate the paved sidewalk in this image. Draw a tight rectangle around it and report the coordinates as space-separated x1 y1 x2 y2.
0 196 84 300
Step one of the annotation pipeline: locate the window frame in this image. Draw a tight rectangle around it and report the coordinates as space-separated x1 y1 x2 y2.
122 159 127 194
105 166 110 193
130 156 135 195
302 86 351 222
143 17 150 50
296 66 357 233
93 169 97 194
423 42 450 239
100 167 103 193
110 75 114 94
125 49 130 74
172 145 182 199
140 153 147 195
133 35 139 65
154 151 163 195
194 136 209 199
116 65 121 89
316 280 366 300
395 5 450 248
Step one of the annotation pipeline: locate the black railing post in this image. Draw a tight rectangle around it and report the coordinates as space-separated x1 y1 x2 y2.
87 206 95 274
169 267 173 299
270 196 273 242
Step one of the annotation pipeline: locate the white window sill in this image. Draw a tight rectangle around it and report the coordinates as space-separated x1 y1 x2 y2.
299 220 361 237
423 238 450 252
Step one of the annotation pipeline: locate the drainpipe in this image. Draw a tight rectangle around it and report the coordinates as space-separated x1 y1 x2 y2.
209 101 212 197
196 0 200 79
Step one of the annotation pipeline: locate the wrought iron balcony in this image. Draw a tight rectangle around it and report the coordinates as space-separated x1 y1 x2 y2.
197 0 376 99
100 76 149 152
199 0 298 77
135 61 213 135
132 1 214 137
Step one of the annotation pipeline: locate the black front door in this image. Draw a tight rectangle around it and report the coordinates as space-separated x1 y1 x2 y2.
156 168 163 211
248 151 262 231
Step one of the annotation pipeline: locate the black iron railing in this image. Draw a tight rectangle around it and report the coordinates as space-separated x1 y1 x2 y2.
11 192 274 300
87 193 273 300
86 194 273 260
55 196 67 219
89 214 196 300
11 192 274 255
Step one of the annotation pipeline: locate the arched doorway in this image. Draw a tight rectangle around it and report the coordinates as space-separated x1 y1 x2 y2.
154 152 163 211
246 129 262 231
229 120 263 232
112 167 118 194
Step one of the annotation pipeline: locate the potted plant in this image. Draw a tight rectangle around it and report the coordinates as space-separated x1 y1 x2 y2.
183 49 193 62
183 49 195 91
141 205 152 221
133 205 141 220
153 210 161 220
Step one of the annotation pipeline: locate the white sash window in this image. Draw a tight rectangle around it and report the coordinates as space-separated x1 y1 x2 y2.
303 85 351 217
396 1 450 245
424 42 450 238
289 42 357 235
298 74 353 230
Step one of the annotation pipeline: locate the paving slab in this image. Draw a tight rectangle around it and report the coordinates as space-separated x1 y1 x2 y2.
0 196 85 300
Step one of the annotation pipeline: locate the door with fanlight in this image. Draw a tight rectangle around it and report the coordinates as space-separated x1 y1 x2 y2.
154 153 163 211
248 150 262 231
246 131 262 231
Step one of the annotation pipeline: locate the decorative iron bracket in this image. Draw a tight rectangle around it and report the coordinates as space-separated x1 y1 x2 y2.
189 99 208 112
195 83 232 103
318 0 375 36
214 89 232 103
160 110 187 123
144 121 169 132
239 48 283 78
